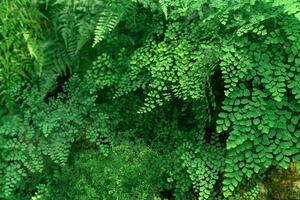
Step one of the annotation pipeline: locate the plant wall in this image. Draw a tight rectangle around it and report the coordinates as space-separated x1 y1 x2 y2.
1 0 300 199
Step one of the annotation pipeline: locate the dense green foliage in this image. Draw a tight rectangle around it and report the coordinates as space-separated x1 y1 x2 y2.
1 0 300 199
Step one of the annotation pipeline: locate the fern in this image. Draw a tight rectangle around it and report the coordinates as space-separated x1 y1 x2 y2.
159 0 168 20
181 141 224 200
93 0 134 47
214 0 300 197
112 22 218 113
2 1 300 199
0 0 43 108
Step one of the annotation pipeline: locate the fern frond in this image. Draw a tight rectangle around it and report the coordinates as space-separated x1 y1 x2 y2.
159 0 168 20
93 0 135 47
93 10 121 47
